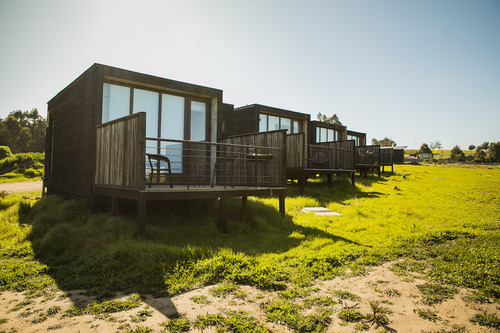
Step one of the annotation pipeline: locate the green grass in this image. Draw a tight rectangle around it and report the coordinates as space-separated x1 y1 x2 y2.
0 152 44 183
193 311 271 333
0 164 499 320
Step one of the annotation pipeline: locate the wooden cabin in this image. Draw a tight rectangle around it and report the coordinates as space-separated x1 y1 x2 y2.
45 64 286 236
228 104 310 137
226 104 356 190
380 147 394 172
346 130 367 146
344 130 383 177
309 121 347 144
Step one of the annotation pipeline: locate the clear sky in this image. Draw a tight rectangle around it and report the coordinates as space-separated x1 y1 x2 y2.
1 0 499 149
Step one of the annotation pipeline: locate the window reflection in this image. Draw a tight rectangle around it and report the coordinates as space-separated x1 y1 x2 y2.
102 83 130 122
190 101 206 141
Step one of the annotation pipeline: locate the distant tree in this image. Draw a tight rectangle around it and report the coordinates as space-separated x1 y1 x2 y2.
474 147 486 163
0 109 46 153
419 143 432 154
450 145 466 162
478 141 490 150
487 142 500 163
468 144 476 151
316 112 342 126
372 137 396 147
429 141 442 150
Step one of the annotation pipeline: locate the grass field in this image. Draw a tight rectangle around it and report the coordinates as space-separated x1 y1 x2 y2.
0 152 44 183
0 164 499 332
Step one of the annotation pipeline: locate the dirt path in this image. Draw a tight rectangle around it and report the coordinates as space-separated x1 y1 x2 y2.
0 180 43 194
0 262 498 332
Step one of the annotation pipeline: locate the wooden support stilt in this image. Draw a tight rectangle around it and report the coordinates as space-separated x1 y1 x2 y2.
351 173 355 186
300 174 306 193
218 197 228 233
138 199 146 239
111 197 119 216
279 194 285 218
327 174 332 188
242 196 247 210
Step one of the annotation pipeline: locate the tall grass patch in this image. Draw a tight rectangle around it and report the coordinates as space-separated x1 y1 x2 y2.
0 164 498 304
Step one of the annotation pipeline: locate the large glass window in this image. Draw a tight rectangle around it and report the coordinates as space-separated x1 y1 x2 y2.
161 94 185 173
280 118 291 133
133 88 159 138
320 128 327 143
258 113 300 134
102 83 130 122
161 94 185 140
268 115 280 131
316 127 339 143
190 101 206 141
259 114 268 132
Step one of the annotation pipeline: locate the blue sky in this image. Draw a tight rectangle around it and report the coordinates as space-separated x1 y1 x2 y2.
1 0 499 149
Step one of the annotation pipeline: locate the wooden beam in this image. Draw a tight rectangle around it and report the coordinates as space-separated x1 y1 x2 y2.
218 197 228 233
111 196 119 215
279 194 285 218
138 199 146 239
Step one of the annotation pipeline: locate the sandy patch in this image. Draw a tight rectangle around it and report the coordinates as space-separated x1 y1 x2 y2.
0 181 43 194
0 262 498 332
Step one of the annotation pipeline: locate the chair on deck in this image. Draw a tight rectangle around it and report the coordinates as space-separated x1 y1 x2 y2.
146 153 173 188
311 151 329 169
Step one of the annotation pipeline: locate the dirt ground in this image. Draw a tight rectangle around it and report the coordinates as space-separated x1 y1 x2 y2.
0 180 43 194
1 262 498 333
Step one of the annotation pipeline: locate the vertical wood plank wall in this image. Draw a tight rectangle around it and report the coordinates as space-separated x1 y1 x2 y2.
355 145 381 166
221 130 287 187
380 148 394 166
94 113 146 190
308 140 355 170
286 133 305 169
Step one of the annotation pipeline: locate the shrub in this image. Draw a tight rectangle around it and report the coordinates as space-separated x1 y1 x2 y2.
450 146 465 162
0 152 44 175
0 146 13 160
487 142 500 163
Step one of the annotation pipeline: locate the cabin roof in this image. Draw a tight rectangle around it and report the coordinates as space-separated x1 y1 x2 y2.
309 120 347 131
346 129 366 136
235 104 310 120
49 63 223 105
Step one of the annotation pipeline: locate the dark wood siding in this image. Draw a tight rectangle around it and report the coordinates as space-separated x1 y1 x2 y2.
45 65 98 198
286 133 305 169
229 106 259 136
221 130 287 187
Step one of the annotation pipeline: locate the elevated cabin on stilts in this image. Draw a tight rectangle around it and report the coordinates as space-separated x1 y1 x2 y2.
225 104 356 191
44 64 286 237
347 130 381 178
380 147 394 173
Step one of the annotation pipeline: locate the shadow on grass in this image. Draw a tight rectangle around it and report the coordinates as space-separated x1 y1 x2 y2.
17 190 371 317
286 173 389 208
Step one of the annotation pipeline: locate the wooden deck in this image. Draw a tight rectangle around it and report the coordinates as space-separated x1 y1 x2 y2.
93 113 287 237
355 145 381 177
286 134 356 191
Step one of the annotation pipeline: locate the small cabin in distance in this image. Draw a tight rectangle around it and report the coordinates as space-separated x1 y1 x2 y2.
228 104 311 138
45 64 287 236
225 104 356 190
346 130 366 146
308 121 347 145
